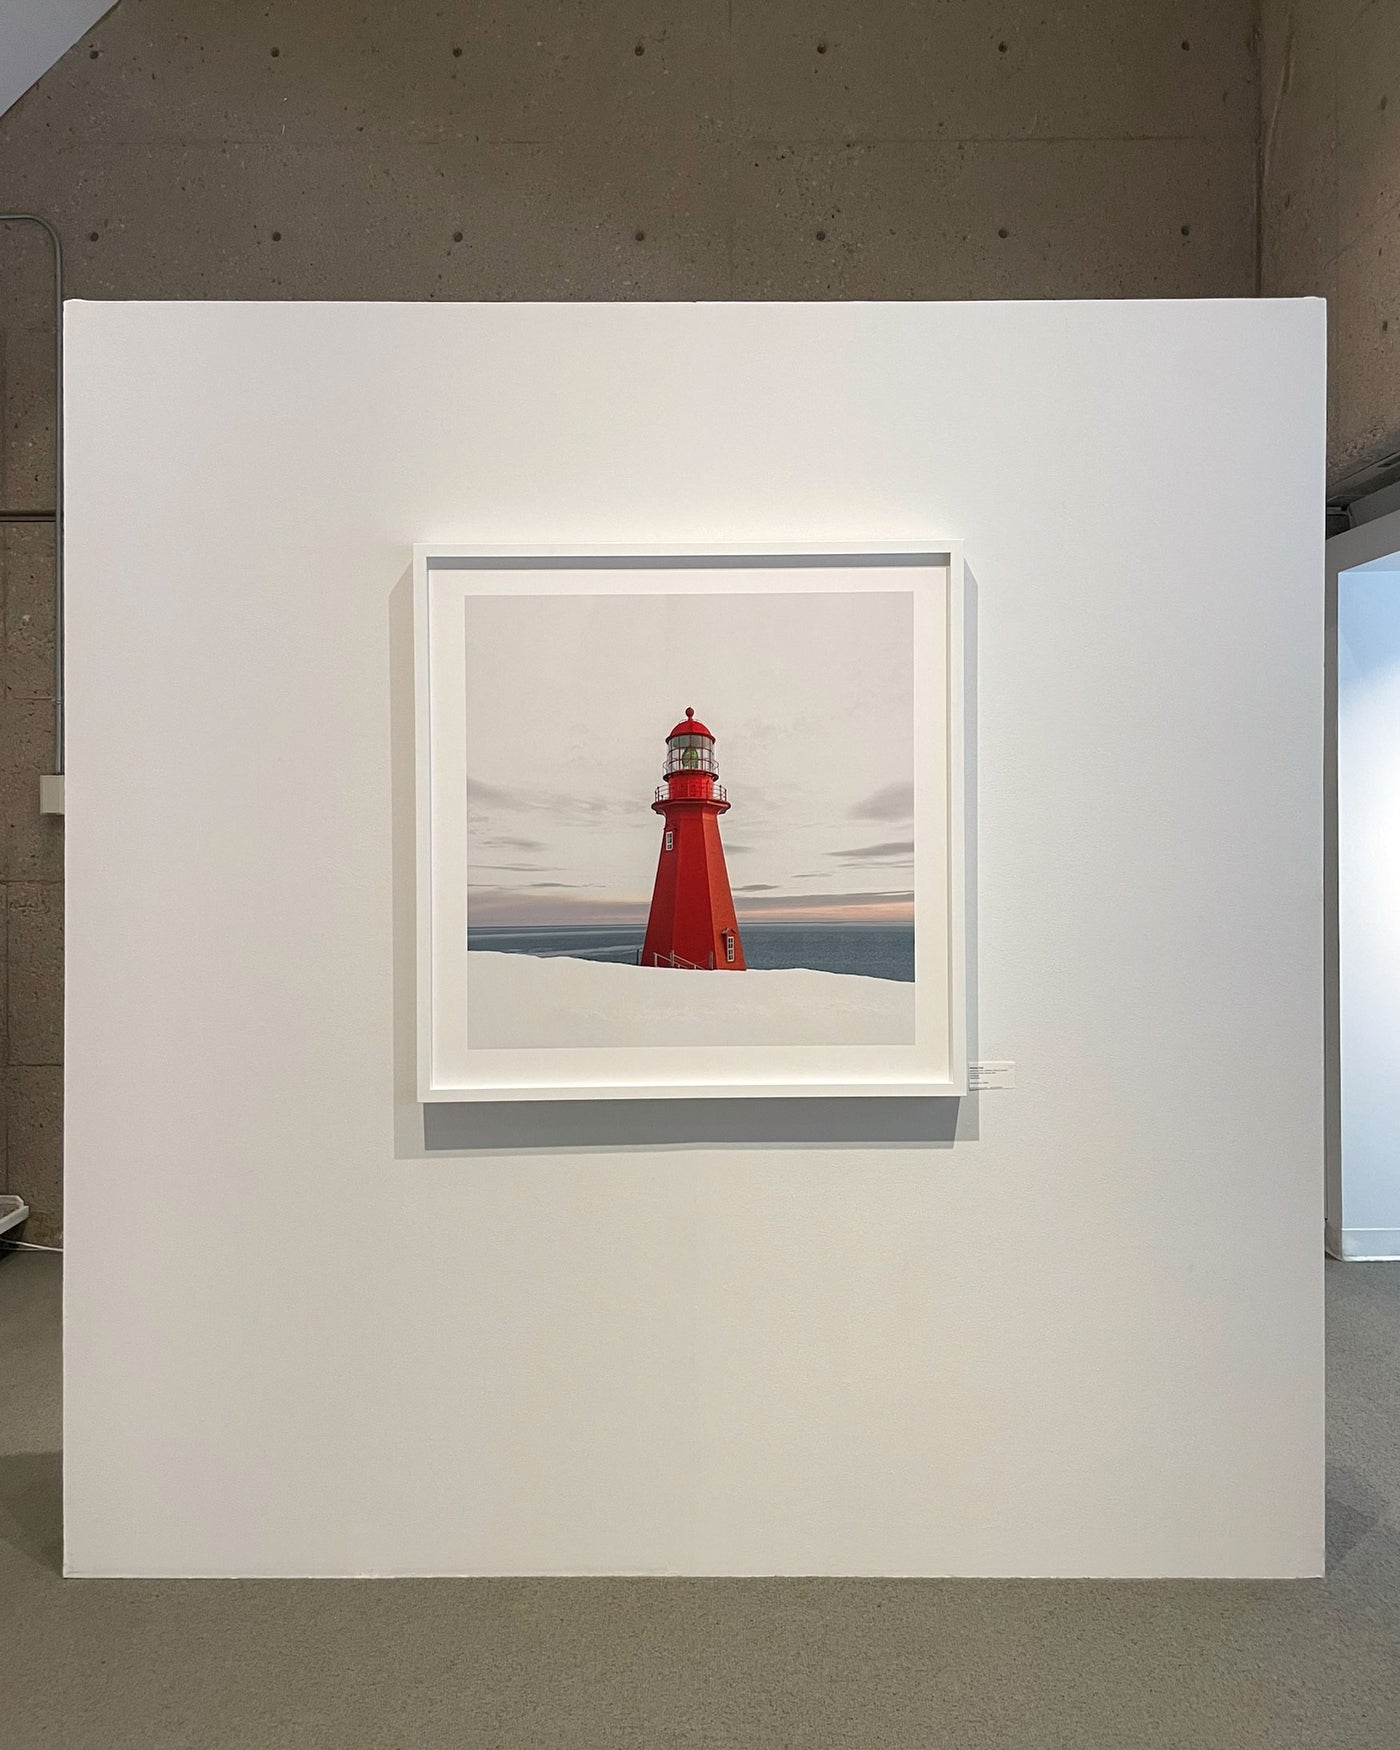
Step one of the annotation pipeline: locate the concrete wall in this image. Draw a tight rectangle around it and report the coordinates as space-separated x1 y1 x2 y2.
1260 0 1400 489
0 2 1262 1239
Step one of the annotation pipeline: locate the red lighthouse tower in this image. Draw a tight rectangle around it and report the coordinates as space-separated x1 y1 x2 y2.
642 708 746 970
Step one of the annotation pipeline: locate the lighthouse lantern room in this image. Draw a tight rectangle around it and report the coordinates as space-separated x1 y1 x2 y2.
641 708 746 970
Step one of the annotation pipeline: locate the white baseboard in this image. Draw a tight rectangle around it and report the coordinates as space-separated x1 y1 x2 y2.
1341 1227 1400 1261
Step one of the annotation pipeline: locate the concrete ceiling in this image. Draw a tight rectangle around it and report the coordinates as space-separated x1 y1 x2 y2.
0 0 113 120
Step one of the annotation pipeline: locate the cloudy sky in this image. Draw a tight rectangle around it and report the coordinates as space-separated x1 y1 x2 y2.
464 587 914 928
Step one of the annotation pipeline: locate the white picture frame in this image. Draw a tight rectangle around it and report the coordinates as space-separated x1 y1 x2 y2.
414 542 967 1102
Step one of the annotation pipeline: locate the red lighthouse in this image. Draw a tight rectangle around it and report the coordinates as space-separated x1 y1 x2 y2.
641 708 746 970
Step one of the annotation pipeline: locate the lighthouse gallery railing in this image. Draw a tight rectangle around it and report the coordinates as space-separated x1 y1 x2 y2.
655 782 726 805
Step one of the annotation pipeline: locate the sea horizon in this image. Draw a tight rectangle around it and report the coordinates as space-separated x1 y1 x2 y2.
467 919 915 982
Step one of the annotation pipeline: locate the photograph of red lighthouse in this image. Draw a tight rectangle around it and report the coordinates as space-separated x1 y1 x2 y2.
460 583 918 1051
641 706 746 972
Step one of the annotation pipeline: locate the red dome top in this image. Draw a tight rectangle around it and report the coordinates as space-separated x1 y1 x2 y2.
667 706 714 741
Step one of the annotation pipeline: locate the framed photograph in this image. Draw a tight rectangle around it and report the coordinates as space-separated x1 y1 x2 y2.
414 543 966 1101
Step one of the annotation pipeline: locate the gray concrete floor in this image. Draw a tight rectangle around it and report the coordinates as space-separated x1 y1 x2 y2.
1 1252 1397 1748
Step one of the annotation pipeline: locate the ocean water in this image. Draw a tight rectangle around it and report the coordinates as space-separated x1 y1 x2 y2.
468 921 914 982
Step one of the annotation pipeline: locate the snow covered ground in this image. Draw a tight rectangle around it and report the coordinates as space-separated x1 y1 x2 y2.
466 951 915 1049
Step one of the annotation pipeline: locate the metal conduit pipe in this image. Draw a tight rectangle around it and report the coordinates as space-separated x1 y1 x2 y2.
0 213 63 778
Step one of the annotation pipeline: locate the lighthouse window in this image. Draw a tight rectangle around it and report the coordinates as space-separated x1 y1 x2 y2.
724 933 736 963
664 830 674 851
665 735 717 777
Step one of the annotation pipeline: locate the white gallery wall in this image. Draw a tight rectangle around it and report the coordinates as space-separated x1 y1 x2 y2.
63 299 1325 1577
1333 545 1400 1258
